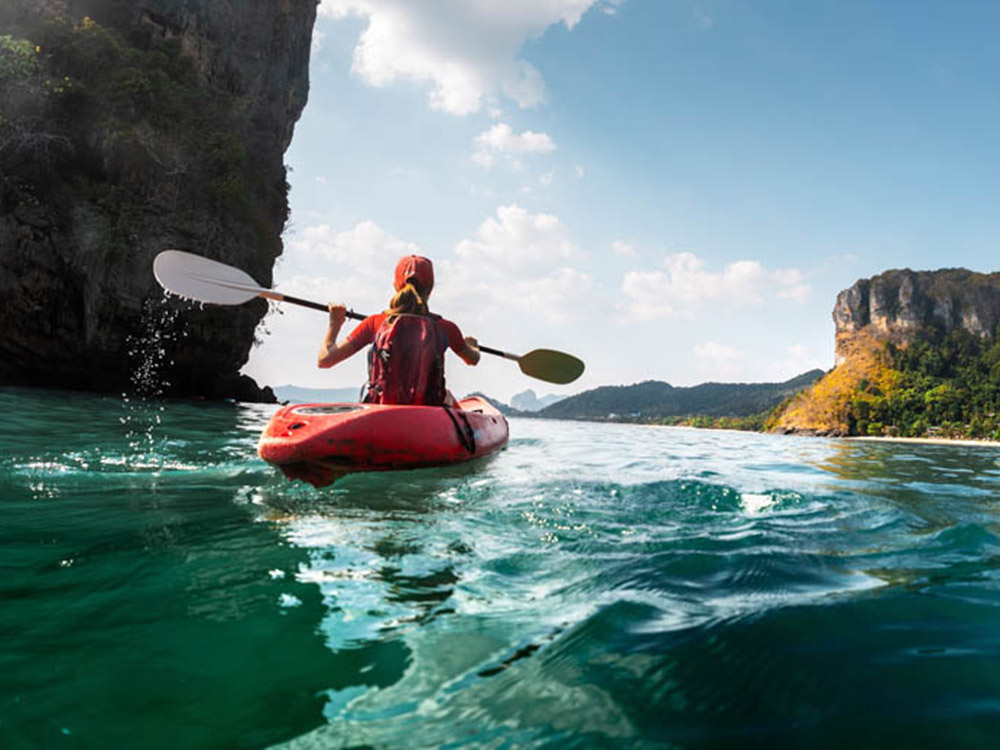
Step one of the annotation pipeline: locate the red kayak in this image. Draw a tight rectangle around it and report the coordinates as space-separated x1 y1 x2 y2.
258 396 509 487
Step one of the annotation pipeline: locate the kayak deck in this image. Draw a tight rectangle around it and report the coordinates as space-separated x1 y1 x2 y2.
257 395 509 487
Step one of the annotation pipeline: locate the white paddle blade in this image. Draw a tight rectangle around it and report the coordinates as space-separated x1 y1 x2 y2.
153 250 264 306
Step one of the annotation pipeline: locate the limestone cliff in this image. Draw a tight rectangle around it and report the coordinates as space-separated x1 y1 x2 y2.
0 0 317 400
771 268 1000 435
832 269 1000 364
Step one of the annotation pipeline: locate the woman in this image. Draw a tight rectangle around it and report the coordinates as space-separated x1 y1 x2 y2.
318 255 480 405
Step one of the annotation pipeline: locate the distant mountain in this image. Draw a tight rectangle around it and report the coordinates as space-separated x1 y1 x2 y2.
538 370 825 421
273 385 362 404
510 389 567 412
273 373 826 424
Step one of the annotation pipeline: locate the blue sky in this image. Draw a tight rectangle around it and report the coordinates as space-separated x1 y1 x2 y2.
243 0 1000 403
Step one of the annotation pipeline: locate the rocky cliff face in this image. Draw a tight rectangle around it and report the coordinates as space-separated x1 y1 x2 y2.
771 268 1000 435
832 269 1000 364
0 0 317 400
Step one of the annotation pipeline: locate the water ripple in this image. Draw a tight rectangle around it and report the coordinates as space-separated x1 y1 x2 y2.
7 391 1000 747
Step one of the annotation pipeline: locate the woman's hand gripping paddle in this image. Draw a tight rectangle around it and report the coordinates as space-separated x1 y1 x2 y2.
153 250 585 385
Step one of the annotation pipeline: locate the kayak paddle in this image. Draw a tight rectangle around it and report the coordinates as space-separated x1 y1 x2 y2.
153 250 585 385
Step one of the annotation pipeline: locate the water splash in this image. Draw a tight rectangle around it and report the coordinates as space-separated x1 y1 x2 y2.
118 294 185 468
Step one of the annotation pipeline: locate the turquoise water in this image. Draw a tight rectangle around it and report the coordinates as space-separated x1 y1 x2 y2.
4 387 1000 748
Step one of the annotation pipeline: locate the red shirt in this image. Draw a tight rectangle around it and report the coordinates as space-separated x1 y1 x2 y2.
347 313 466 355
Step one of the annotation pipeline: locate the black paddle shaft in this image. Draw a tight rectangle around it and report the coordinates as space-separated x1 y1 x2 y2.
477 344 510 358
279 293 515 360
281 294 365 320
154 250 583 381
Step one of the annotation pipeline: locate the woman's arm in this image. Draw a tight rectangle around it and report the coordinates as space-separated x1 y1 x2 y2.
459 335 481 366
317 304 358 368
441 319 480 366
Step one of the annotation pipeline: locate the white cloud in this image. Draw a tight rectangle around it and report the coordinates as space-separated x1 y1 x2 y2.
280 207 596 332
611 240 636 257
539 170 554 186
444 204 595 323
319 0 620 115
471 123 557 169
694 342 741 361
514 266 595 323
777 282 812 302
694 341 743 378
574 164 586 178
312 26 326 56
288 220 420 268
456 204 575 270
282 221 423 313
466 182 496 199
621 252 811 320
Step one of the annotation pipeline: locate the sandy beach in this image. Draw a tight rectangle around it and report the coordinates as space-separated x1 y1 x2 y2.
844 435 1000 448
661 423 1000 448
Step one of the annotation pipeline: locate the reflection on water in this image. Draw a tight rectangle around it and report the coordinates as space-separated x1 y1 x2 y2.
259 424 1000 747
816 439 1000 492
5 391 1000 748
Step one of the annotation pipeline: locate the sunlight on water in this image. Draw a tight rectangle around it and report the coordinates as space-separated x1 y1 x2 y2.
5 393 1000 748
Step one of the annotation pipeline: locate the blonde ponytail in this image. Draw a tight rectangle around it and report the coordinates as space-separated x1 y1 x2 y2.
386 282 429 320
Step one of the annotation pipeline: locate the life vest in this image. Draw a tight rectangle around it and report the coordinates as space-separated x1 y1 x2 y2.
365 314 447 406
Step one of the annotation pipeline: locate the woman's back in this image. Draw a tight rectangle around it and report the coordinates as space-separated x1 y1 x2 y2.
365 314 447 405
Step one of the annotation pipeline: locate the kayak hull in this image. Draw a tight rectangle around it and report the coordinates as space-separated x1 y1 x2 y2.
257 396 509 486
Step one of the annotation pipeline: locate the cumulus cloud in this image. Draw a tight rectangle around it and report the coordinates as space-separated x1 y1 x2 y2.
319 0 621 114
444 204 594 323
611 240 636 257
312 26 326 56
694 342 743 378
287 220 420 268
694 342 741 361
456 204 575 270
621 252 811 320
281 221 424 313
514 266 595 323
471 123 556 169
281 206 596 329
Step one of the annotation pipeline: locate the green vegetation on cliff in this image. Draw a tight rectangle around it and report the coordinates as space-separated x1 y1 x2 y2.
0 34 38 79
773 327 1000 440
1 15 272 247
845 328 1000 439
1 0 316 400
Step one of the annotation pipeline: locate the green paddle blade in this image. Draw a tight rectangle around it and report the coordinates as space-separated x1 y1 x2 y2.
153 250 266 305
518 348 585 385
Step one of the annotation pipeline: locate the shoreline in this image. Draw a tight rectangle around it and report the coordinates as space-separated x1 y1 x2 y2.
644 422 1000 447
515 415 1000 447
842 435 1000 448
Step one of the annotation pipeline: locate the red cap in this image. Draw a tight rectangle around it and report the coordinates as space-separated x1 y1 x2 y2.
393 255 434 294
